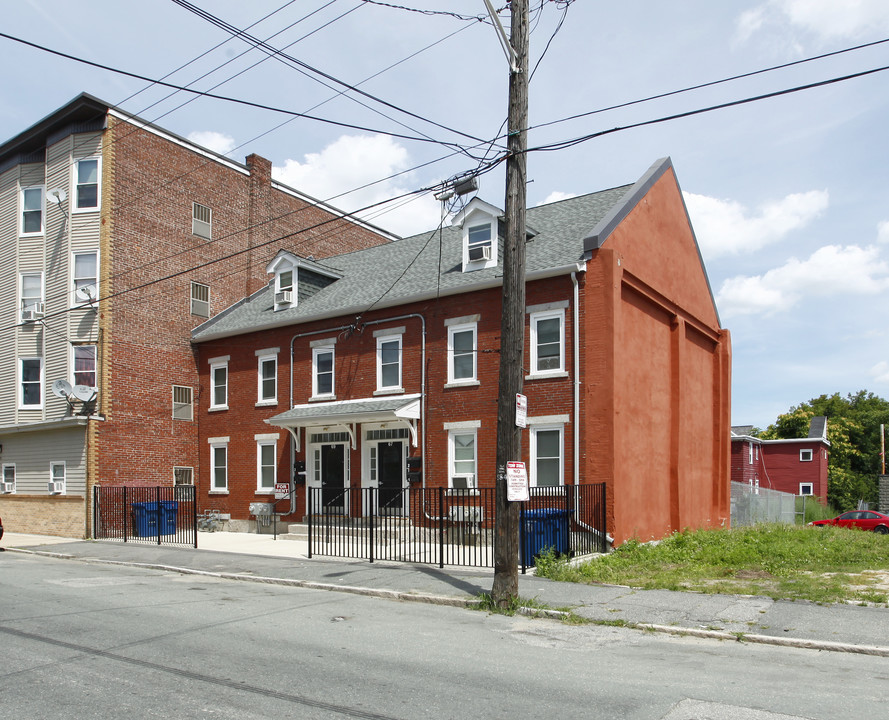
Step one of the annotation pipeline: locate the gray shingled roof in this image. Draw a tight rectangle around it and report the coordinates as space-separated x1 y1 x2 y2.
192 183 634 342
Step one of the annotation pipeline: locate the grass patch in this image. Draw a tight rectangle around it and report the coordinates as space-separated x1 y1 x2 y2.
474 592 586 623
534 524 889 604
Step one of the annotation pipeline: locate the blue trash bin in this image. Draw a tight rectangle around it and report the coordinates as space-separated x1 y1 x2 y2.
131 501 178 536
131 502 157 537
522 508 569 564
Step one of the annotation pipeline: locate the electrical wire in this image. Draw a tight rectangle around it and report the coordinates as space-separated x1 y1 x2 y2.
169 0 489 145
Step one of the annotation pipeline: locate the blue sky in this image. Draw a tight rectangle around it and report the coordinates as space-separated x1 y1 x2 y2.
3 1 888 430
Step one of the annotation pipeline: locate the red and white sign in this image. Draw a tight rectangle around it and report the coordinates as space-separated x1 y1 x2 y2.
516 393 527 428
275 482 290 500
506 461 529 502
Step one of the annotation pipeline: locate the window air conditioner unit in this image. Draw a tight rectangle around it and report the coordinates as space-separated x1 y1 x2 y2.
448 506 483 523
467 244 491 262
275 290 293 305
1 482 13 494
48 481 64 494
22 303 45 322
451 474 475 490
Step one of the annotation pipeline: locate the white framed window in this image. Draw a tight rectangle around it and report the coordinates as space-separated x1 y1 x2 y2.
172 385 194 421
274 268 294 310
800 449 813 462
799 482 814 496
257 353 277 404
447 321 477 384
74 157 100 211
50 461 66 494
73 251 98 305
192 202 212 238
209 439 229 492
313 346 335 398
257 438 277 491
467 223 493 262
209 356 229 410
21 186 44 235
20 273 44 321
73 345 97 389
191 281 210 317
174 466 194 485
20 357 43 408
748 442 754 465
448 429 477 490
376 334 402 392
2 464 15 494
530 308 565 375
531 425 563 487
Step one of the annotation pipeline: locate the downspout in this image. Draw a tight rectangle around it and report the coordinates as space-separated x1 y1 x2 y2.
571 268 612 549
287 314 428 513
287 323 354 516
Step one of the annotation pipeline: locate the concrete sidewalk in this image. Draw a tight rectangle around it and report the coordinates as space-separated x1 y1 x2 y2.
3 531 888 657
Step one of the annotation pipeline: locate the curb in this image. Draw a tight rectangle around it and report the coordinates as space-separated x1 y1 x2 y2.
9 547 889 657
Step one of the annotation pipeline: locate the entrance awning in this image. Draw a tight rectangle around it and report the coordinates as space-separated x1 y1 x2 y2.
265 394 421 449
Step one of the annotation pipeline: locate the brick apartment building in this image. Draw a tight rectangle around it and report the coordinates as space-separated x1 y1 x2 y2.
192 158 732 544
731 417 830 502
0 94 392 537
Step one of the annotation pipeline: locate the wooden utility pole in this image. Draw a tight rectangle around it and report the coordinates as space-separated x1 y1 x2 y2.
491 0 529 606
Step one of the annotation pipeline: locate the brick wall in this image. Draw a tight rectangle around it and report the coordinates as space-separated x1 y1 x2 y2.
0 495 86 538
93 118 389 493
196 279 577 521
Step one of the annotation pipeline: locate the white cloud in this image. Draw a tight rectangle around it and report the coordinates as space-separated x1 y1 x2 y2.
684 189 828 258
187 131 236 155
870 361 889 384
539 191 577 205
717 244 889 317
738 0 889 42
273 134 440 237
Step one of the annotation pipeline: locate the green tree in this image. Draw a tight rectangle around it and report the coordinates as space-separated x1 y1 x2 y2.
759 391 889 511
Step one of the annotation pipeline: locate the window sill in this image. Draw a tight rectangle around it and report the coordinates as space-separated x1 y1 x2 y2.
373 387 405 396
444 380 480 389
255 400 278 408
309 394 336 403
209 406 229 412
209 490 229 495
525 371 569 381
255 490 275 495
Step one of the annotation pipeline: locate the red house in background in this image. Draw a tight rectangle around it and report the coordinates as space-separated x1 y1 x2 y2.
192 158 732 545
731 417 829 502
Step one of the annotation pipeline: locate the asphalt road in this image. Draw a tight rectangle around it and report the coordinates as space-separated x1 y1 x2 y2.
1 551 885 720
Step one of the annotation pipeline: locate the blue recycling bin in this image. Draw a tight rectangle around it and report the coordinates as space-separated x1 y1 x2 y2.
522 508 569 564
132 501 178 537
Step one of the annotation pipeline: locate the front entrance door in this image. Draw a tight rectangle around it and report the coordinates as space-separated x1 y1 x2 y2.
319 443 347 513
377 441 404 516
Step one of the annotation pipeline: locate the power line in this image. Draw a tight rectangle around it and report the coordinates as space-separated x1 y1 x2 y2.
530 36 889 134
0 30 476 152
527 61 889 154
169 0 489 146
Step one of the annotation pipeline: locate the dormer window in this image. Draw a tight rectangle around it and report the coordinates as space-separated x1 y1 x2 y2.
266 250 341 313
467 224 492 262
451 198 501 273
276 270 293 307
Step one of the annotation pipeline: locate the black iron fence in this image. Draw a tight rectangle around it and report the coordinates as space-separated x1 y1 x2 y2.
93 485 197 547
307 484 607 571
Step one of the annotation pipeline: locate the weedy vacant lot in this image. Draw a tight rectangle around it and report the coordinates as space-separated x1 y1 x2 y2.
535 524 889 605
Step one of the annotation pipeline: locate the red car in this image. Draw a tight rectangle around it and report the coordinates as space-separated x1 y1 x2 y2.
809 510 889 534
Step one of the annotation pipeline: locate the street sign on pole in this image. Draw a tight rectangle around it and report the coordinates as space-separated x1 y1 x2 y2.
506 461 529 502
516 393 527 428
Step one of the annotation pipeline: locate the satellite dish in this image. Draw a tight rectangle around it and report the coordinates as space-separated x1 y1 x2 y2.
47 188 67 206
51 379 73 399
72 385 96 402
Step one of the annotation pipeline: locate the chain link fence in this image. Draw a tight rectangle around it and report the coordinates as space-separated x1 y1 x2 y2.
730 482 797 526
